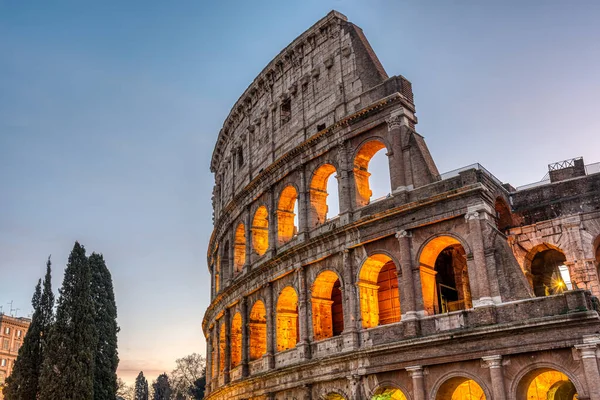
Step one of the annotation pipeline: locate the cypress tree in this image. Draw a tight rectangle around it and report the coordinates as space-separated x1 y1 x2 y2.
39 242 97 400
89 253 119 400
152 373 172 400
5 256 55 400
134 371 149 400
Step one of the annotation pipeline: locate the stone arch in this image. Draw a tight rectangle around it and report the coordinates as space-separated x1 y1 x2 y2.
319 388 350 400
494 197 513 231
230 312 242 368
369 381 411 400
310 163 339 226
358 253 401 328
278 185 299 245
276 286 299 352
353 138 391 207
512 363 585 400
430 371 491 400
524 243 571 296
249 300 267 361
219 323 226 373
311 270 344 341
233 223 246 273
417 234 473 315
252 205 269 256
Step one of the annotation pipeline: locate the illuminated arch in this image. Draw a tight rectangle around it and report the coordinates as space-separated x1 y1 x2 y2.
219 323 226 373
249 300 267 361
214 257 220 294
494 197 513 231
524 244 571 297
311 270 344 341
252 206 269 256
354 139 390 207
358 253 401 328
516 368 580 400
276 286 299 351
323 393 347 400
434 375 488 400
310 164 338 226
418 235 472 315
230 312 242 368
233 223 246 273
371 386 408 400
278 185 299 244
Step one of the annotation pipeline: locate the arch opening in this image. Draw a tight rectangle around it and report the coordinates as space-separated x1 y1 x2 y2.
276 287 299 352
518 369 578 400
494 197 513 231
435 377 486 400
252 206 269 256
311 270 344 341
419 236 472 315
219 323 226 374
249 301 267 361
234 223 246 273
354 140 390 207
230 313 242 368
527 246 571 297
278 185 299 244
324 393 347 400
371 387 408 400
310 164 339 226
358 254 401 328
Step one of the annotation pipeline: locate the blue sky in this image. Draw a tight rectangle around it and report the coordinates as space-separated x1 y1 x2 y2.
1 0 599 384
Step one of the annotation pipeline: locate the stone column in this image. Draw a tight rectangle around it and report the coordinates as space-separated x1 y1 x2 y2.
297 165 309 241
482 355 506 400
396 230 419 337
268 187 277 257
265 282 276 369
386 110 408 192
296 266 312 360
215 320 221 385
205 327 213 390
241 297 249 378
336 140 354 225
406 366 425 400
244 207 252 272
223 308 231 384
575 336 600 400
465 208 494 307
348 375 364 400
341 249 360 349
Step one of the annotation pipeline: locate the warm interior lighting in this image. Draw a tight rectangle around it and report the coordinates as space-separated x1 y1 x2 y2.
311 270 344 341
249 301 267 361
276 286 299 351
419 236 471 315
528 246 570 296
310 164 337 226
526 370 577 400
324 394 347 400
358 254 401 328
252 206 269 256
230 313 242 368
436 377 486 400
219 324 226 373
371 388 408 400
354 140 387 207
234 223 246 273
277 185 298 244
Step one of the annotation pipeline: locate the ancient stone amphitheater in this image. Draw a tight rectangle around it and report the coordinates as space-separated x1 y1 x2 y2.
203 11 600 400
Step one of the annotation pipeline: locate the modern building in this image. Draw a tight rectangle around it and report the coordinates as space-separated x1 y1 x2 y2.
0 314 30 400
203 11 600 400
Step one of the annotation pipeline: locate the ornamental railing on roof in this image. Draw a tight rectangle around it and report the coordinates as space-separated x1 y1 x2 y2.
548 157 583 171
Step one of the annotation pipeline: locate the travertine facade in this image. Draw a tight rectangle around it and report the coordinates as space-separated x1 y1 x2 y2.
0 315 30 400
203 11 600 400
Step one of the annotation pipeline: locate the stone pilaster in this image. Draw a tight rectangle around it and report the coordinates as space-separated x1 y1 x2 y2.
268 187 277 257
575 335 600 400
396 230 419 336
244 207 252 272
296 266 312 359
348 375 364 400
465 208 494 307
336 140 354 225
240 296 249 377
386 109 411 192
341 249 360 349
297 165 309 241
205 326 213 390
223 308 231 384
265 282 276 369
482 355 507 400
406 366 425 400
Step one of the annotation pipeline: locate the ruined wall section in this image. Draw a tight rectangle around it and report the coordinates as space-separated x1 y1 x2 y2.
211 11 394 224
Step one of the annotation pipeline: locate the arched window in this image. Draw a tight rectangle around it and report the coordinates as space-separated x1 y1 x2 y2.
219 323 226 374
277 185 298 244
230 313 242 368
249 301 267 361
234 224 246 273
527 245 571 296
309 164 339 226
435 377 487 400
371 387 408 400
324 393 347 400
494 197 512 231
252 206 269 256
518 369 578 400
311 270 344 341
354 140 390 207
358 254 401 328
276 287 299 352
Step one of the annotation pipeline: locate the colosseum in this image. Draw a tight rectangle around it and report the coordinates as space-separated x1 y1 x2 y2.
203 11 600 400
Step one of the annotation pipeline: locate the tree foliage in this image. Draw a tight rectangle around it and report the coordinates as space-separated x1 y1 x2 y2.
134 371 149 400
152 373 172 400
4 256 55 400
170 353 205 399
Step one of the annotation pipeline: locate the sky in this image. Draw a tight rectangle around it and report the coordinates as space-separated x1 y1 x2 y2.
1 0 599 385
